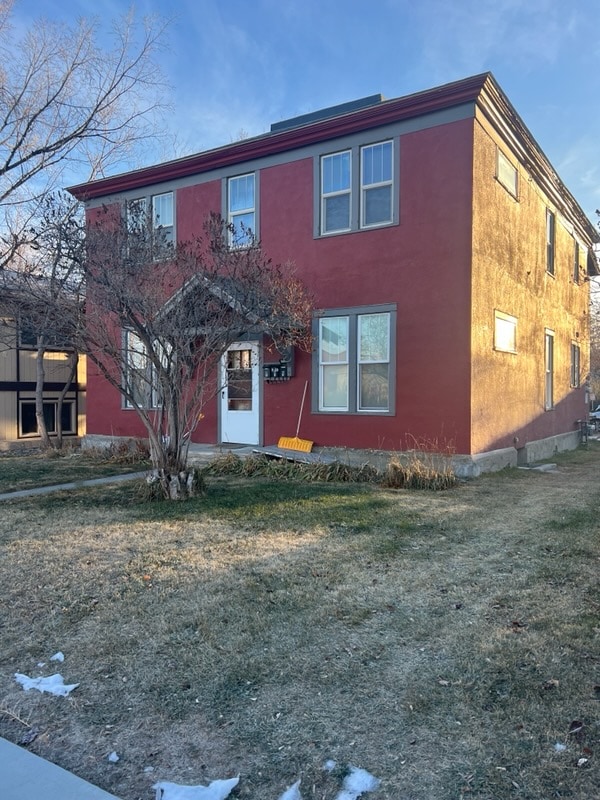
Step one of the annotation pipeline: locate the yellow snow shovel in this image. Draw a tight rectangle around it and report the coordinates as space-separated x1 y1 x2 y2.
278 380 313 452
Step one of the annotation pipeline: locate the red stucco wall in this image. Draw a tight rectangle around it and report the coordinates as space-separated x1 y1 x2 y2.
85 118 477 453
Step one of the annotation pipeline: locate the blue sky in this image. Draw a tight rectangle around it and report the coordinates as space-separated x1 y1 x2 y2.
13 0 600 222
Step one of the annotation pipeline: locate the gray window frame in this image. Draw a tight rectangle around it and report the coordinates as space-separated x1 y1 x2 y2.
315 139 399 237
312 304 396 415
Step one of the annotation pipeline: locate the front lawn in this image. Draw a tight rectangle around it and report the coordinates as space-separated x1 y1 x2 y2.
0 446 598 799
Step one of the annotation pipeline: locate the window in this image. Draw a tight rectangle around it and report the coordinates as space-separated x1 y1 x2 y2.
361 142 393 227
494 311 517 353
571 343 581 388
321 151 351 234
319 140 396 236
573 240 580 284
126 192 173 258
497 150 518 197
544 329 554 410
18 320 70 350
123 330 160 409
315 306 395 413
20 400 75 437
228 174 255 246
546 209 555 275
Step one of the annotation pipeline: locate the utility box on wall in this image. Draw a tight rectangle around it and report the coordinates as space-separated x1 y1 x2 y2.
263 346 295 382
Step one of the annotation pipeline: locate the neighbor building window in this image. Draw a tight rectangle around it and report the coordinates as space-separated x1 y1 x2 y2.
123 330 160 409
361 141 393 227
20 400 75 437
228 173 256 246
494 310 517 353
497 149 518 197
573 240 580 284
544 329 554 410
315 305 395 414
321 151 351 234
571 342 581 388
546 209 555 275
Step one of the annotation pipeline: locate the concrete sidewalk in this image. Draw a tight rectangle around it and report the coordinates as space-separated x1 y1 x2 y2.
0 736 121 799
0 443 248 502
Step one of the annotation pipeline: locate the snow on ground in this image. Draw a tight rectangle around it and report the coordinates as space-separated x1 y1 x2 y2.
153 765 380 800
14 672 79 696
153 776 239 800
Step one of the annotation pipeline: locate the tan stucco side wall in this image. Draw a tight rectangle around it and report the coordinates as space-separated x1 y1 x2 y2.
470 112 590 456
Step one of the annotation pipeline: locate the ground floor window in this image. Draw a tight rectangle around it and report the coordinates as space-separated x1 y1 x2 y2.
20 400 75 437
314 304 396 414
123 329 160 409
570 342 581 388
544 329 554 410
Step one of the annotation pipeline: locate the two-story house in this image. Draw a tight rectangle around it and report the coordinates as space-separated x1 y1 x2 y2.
69 72 598 476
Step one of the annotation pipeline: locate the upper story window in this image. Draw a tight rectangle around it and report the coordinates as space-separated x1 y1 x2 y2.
546 209 555 276
321 151 351 234
228 173 256 247
497 149 518 198
573 239 581 284
494 310 517 353
318 140 396 237
152 192 174 245
361 141 393 227
126 191 174 259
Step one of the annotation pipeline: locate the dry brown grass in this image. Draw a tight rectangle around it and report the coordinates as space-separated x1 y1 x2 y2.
0 445 599 799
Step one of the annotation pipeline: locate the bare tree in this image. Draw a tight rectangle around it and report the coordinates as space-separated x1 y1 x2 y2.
0 193 85 448
85 208 312 499
0 0 168 268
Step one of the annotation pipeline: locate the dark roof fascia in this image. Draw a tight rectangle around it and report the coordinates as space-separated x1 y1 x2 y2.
68 73 490 201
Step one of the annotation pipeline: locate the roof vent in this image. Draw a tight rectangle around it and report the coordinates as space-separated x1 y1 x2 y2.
271 94 385 133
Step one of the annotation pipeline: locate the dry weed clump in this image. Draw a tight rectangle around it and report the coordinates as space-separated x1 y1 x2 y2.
206 451 455 489
382 454 457 491
84 438 150 464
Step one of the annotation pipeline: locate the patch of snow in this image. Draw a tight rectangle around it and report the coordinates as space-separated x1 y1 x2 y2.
153 776 239 800
554 743 567 752
334 766 381 800
323 760 337 772
278 779 302 800
108 752 120 763
50 651 65 662
14 672 79 696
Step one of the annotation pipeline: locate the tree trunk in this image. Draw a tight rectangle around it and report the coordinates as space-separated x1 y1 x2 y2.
35 339 52 449
54 349 78 450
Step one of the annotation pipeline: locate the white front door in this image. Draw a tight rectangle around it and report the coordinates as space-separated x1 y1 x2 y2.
220 342 260 445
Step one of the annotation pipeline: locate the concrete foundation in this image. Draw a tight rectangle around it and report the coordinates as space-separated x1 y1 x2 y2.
81 429 584 479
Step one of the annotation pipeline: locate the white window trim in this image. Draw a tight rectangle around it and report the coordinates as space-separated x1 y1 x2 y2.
313 305 396 415
227 173 256 247
320 151 352 235
360 141 394 229
126 192 174 258
544 329 554 410
316 139 398 238
494 310 517 354
496 149 518 198
122 330 161 410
